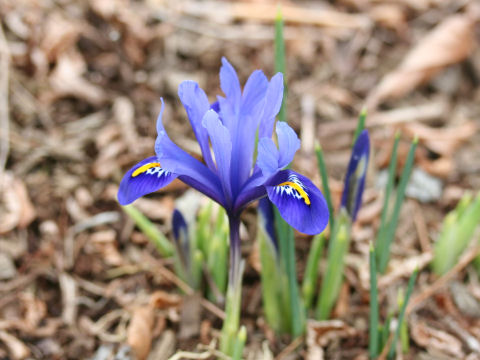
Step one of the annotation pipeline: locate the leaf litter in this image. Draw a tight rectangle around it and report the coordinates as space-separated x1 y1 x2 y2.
0 0 480 358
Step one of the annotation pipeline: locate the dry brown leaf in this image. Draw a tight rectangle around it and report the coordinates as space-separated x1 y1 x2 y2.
0 330 30 360
127 306 155 360
403 121 476 156
367 14 476 109
410 320 464 358
150 290 182 309
0 172 36 234
48 50 107 105
307 319 357 348
41 12 82 62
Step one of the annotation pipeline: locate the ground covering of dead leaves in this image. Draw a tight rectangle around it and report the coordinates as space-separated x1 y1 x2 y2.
1 0 480 359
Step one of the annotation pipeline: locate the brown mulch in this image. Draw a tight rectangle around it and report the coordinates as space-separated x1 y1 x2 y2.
1 0 480 359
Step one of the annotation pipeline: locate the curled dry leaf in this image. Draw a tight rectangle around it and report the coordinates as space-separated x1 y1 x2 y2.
403 121 476 157
306 319 356 348
0 172 36 234
410 320 464 358
149 290 182 310
48 50 107 105
367 14 476 109
0 330 30 360
40 12 82 62
127 306 155 360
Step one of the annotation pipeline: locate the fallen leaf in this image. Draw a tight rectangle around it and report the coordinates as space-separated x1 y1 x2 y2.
403 121 476 156
410 320 464 358
150 290 182 309
367 14 476 108
0 172 36 234
0 331 30 360
48 50 107 105
127 306 155 360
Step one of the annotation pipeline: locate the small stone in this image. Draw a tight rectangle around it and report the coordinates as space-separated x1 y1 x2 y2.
405 167 443 203
0 253 17 280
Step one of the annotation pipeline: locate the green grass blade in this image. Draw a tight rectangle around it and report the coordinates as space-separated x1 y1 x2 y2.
369 243 379 358
376 133 400 266
121 204 173 257
315 143 334 226
387 268 418 359
275 209 305 336
232 326 247 360
302 233 326 310
352 108 367 146
275 7 287 123
379 137 418 273
273 8 304 336
316 212 351 319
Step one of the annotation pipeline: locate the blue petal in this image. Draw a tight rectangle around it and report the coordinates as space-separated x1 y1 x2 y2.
202 109 233 204
256 138 279 177
258 73 284 138
219 57 241 129
341 130 370 221
117 156 177 205
258 198 278 251
155 99 226 206
276 122 300 168
265 170 329 235
229 70 269 193
172 209 189 263
241 70 268 118
178 81 215 171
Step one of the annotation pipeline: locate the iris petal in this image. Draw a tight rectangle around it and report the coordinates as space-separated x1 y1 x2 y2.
219 57 241 130
341 130 370 221
202 110 233 204
258 73 284 138
117 156 177 205
229 70 269 192
276 122 300 168
256 138 279 177
265 170 329 235
155 99 226 206
178 81 215 171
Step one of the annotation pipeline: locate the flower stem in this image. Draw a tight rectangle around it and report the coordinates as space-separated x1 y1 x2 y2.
220 215 244 356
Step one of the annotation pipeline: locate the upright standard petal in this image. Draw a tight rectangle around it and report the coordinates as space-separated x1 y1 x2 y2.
118 156 178 205
218 57 241 130
265 170 329 235
258 73 284 138
229 70 269 193
341 130 370 221
276 121 300 169
202 110 233 205
155 99 226 206
178 81 216 171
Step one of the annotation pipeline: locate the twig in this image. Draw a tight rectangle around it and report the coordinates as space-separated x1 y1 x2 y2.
0 23 10 186
275 336 304 360
407 243 480 314
156 264 226 320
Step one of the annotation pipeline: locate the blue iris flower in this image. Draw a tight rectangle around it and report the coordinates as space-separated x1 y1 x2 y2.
340 129 370 221
118 58 329 280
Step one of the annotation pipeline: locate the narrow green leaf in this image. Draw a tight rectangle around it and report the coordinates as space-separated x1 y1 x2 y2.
121 205 173 257
376 133 400 267
275 6 287 123
379 137 417 273
315 143 334 227
275 209 305 336
316 211 351 320
369 243 379 359
232 326 247 360
352 108 367 146
302 233 325 310
387 268 418 359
